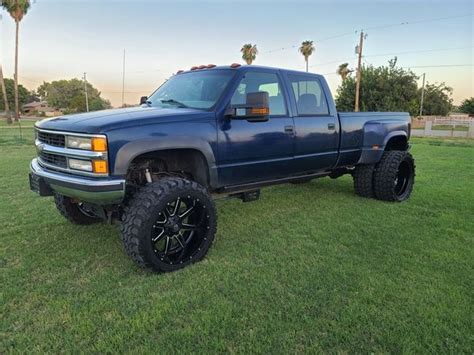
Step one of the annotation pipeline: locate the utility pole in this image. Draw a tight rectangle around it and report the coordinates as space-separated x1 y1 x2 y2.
419 73 426 116
354 30 366 112
121 49 126 108
83 72 89 112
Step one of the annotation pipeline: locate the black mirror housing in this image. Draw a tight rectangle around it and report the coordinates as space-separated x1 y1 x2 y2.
140 96 148 105
228 91 270 121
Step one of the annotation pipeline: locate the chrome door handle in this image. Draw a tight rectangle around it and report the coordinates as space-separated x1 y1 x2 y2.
284 125 294 133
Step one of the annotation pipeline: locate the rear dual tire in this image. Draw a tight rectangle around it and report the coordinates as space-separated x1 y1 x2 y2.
353 150 415 202
373 150 415 201
353 164 375 198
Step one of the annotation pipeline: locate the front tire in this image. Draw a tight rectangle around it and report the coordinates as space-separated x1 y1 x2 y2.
121 177 217 273
54 194 102 225
373 151 415 201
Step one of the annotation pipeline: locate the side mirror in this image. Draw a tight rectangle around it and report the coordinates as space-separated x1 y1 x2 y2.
140 96 148 105
227 91 270 121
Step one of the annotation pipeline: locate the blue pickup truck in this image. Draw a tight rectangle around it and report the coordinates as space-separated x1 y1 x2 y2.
30 64 415 272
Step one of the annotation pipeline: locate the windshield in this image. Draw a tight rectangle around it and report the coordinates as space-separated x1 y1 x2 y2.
147 70 235 110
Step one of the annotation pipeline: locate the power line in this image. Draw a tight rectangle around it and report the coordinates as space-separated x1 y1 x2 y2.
362 13 472 31
322 63 472 77
260 13 472 56
262 31 356 54
307 46 473 69
364 46 473 58
309 58 354 68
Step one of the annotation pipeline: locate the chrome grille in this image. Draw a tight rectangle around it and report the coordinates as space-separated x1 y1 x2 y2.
35 129 108 177
39 152 67 169
37 131 65 147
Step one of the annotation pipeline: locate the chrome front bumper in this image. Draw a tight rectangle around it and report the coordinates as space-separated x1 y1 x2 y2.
30 158 126 204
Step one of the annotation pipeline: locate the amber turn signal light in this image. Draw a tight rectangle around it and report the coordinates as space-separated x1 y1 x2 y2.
92 160 108 174
250 107 269 115
91 137 107 152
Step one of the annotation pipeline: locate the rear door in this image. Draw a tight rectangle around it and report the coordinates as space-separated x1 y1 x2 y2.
285 73 339 172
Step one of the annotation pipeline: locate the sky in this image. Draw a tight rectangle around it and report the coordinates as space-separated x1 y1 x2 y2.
0 0 473 107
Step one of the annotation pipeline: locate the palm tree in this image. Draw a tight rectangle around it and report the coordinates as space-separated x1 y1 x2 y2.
241 44 258 65
2 0 31 121
0 64 12 124
299 40 315 72
337 63 352 81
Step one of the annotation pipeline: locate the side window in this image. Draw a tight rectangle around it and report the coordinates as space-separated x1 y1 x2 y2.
288 75 329 116
231 72 286 116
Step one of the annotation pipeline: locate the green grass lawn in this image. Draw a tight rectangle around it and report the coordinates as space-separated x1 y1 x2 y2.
1 132 473 353
0 120 35 146
432 124 469 132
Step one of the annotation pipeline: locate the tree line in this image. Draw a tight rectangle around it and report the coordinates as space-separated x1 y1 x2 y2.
0 78 111 115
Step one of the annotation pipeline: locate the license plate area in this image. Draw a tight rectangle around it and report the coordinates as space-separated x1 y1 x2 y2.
29 173 53 196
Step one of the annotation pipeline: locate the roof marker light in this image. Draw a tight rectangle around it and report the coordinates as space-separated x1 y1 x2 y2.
207 64 216 68
191 66 198 70
177 70 184 74
198 65 206 69
230 63 241 68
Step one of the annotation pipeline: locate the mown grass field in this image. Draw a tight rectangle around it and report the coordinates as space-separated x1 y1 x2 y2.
432 124 469 132
1 123 473 353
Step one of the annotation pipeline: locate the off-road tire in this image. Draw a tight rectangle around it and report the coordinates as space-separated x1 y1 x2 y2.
373 151 415 202
54 194 102 224
121 177 217 273
353 164 375 198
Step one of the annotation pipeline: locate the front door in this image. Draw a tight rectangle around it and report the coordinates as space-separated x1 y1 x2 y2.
217 70 295 186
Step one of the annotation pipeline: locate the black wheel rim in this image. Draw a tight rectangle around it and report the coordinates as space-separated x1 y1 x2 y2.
394 160 412 198
151 196 209 265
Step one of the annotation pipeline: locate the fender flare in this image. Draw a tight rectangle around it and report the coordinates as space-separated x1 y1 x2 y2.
114 137 218 188
358 128 408 165
383 130 408 147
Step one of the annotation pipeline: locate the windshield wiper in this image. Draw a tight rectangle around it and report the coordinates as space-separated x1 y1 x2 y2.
160 99 188 108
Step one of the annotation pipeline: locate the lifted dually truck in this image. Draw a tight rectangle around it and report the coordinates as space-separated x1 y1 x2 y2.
30 64 415 273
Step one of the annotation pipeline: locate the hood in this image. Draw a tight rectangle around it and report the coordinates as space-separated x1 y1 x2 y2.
35 106 214 134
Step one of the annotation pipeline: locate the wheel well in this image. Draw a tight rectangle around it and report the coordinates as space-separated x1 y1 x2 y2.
127 149 210 187
385 135 408 151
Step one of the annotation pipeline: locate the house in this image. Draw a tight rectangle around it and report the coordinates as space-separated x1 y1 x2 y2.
23 101 62 117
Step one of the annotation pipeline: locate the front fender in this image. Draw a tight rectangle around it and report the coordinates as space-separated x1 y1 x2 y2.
113 137 218 187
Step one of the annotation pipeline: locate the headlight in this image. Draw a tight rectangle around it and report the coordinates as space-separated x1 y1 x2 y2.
68 158 93 172
67 136 92 150
67 136 107 152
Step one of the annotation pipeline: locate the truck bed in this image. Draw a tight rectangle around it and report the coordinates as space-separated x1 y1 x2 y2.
336 112 411 167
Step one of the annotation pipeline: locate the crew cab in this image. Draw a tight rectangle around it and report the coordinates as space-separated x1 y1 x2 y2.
30 64 415 272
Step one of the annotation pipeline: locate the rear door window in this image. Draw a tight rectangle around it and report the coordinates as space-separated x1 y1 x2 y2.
288 75 329 116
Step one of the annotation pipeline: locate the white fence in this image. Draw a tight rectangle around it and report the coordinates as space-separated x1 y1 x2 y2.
412 120 474 138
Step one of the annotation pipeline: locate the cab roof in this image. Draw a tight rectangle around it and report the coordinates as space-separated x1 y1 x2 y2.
177 64 322 77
